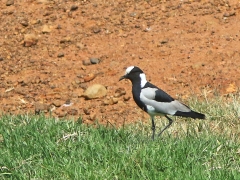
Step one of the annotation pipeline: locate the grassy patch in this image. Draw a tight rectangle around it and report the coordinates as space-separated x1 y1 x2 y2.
0 95 240 179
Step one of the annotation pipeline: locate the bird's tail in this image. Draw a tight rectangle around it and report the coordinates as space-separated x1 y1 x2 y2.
174 110 205 119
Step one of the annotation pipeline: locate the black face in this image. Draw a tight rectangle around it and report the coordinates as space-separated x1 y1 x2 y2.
119 66 143 81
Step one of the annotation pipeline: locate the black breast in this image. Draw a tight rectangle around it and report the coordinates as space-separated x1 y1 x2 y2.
132 83 148 112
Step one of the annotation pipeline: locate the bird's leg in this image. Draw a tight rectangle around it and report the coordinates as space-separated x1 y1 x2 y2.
151 116 156 140
158 115 173 137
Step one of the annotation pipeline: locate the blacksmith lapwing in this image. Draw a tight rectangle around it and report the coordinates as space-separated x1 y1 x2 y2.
119 66 205 140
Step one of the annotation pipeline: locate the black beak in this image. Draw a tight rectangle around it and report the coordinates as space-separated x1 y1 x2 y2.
119 75 126 81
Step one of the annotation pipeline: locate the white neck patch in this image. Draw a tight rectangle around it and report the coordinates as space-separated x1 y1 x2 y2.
140 73 147 88
125 66 135 75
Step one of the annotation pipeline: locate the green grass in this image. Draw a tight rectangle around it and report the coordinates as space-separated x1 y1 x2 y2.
0 95 240 179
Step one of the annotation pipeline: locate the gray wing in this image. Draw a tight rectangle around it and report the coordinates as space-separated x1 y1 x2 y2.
140 87 191 115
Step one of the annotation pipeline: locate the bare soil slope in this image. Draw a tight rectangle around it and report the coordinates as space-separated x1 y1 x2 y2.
0 0 240 125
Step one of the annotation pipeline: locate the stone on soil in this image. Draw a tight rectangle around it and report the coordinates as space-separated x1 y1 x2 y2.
24 34 38 47
83 84 107 99
90 57 100 64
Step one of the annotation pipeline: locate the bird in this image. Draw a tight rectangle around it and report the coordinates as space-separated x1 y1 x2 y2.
119 66 205 140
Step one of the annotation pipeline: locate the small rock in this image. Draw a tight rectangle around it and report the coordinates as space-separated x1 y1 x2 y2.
35 102 50 114
24 34 38 47
103 99 111 105
225 36 232 41
56 25 62 29
130 12 137 17
43 11 52 16
92 27 101 33
160 39 169 44
15 87 28 95
114 92 121 98
60 37 71 43
42 25 52 33
70 5 78 11
83 84 107 99
103 97 118 105
90 57 100 64
112 98 118 104
82 59 91 66
81 66 86 70
123 95 131 101
0 57 3 61
68 11 73 18
20 20 28 27
31 19 41 25
83 73 96 82
223 11 236 17
6 0 14 6
57 52 64 58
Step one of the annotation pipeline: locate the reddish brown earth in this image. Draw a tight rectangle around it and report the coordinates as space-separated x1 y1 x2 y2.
0 0 240 126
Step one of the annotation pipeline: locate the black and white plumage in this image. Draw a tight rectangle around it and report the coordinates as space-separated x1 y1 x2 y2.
119 66 205 140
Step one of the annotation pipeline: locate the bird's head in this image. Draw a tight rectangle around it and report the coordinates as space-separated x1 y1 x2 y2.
119 66 147 87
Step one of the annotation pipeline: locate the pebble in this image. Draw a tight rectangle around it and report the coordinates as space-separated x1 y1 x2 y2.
130 12 137 17
160 39 169 44
90 57 100 64
83 84 107 99
20 20 29 27
6 0 14 6
83 73 96 82
57 52 64 58
223 12 236 17
56 25 62 29
103 97 118 105
15 87 28 95
123 95 131 101
35 102 50 114
24 34 38 47
42 25 52 33
92 27 101 33
112 98 118 104
60 37 71 43
103 99 111 105
70 5 78 11
114 92 121 98
82 59 91 66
